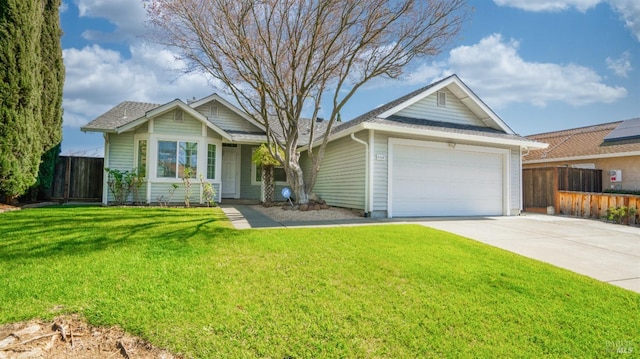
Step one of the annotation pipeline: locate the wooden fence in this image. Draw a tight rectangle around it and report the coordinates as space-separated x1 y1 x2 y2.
50 156 103 202
523 167 602 212
557 191 640 223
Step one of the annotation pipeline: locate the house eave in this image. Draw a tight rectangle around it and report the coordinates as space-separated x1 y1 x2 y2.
302 121 546 151
80 127 116 133
524 151 640 164
363 122 547 148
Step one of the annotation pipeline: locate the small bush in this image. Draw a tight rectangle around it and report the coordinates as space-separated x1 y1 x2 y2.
605 206 637 225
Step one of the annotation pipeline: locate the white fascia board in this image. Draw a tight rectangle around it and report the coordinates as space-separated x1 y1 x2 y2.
364 122 548 149
377 81 449 119
190 93 266 132
451 78 514 134
303 120 547 151
524 151 640 164
80 127 116 133
114 116 148 134
377 75 514 135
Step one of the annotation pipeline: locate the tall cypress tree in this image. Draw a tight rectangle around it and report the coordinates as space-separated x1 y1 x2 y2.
40 0 63 151
0 0 44 203
28 0 64 200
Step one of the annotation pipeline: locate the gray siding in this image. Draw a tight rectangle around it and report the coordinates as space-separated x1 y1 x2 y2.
395 88 485 127
239 145 290 201
135 123 148 134
308 134 367 209
240 145 260 200
105 132 134 202
372 132 389 212
154 110 202 136
207 127 223 140
149 182 221 205
195 100 262 133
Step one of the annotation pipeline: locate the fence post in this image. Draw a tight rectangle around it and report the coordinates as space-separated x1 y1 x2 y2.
63 156 72 202
553 167 560 213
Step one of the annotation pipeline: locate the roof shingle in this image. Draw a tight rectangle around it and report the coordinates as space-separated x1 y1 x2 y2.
524 119 640 162
81 101 161 131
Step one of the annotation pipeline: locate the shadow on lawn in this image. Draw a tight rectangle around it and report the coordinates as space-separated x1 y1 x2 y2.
0 206 240 261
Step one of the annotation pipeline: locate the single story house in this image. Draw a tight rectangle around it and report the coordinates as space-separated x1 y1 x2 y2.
82 74 546 217
523 119 640 191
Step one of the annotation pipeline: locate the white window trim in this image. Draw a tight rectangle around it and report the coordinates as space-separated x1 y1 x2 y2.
133 135 149 177
206 142 218 180
151 136 202 182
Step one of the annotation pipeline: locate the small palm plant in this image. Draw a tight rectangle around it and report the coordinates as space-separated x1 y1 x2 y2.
251 144 283 205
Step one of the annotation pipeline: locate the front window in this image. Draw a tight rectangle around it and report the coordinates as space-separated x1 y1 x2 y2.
207 144 216 179
137 140 147 177
157 140 198 178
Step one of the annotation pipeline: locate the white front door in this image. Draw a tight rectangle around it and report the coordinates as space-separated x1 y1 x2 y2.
222 146 239 198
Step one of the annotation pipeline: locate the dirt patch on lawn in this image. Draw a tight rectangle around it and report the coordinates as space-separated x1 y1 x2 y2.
0 314 180 359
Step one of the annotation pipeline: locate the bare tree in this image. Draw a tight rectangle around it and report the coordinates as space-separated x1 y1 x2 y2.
146 0 468 204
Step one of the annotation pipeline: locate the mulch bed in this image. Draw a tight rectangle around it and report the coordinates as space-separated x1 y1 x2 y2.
0 314 180 359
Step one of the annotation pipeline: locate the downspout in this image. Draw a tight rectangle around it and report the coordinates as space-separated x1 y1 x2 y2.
350 133 369 217
102 133 109 205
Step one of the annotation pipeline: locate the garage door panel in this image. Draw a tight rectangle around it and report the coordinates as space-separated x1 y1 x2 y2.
391 142 504 217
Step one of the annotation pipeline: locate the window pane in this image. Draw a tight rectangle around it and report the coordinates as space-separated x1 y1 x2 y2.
178 141 197 178
207 144 216 179
157 141 177 178
274 167 287 182
137 140 147 177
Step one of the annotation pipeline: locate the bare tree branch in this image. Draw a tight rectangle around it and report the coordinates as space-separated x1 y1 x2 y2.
146 0 468 203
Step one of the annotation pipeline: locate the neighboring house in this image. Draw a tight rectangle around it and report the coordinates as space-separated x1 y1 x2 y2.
523 119 640 191
300 74 546 217
82 74 545 217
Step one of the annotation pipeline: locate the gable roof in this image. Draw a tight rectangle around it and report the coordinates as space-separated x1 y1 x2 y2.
309 74 545 149
82 98 233 140
81 101 161 132
188 93 266 132
523 119 640 163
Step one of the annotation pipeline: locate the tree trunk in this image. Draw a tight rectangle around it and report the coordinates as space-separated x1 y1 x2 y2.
261 165 275 204
286 160 309 205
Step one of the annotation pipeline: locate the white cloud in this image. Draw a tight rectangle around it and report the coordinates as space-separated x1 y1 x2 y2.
63 44 217 127
494 0 640 41
410 34 627 108
606 51 633 77
493 0 601 12
609 0 640 41
75 0 148 42
59 2 69 13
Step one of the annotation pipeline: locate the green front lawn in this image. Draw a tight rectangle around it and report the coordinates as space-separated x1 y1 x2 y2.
0 206 637 357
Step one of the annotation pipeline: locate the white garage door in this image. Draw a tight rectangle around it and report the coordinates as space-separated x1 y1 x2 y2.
390 140 505 217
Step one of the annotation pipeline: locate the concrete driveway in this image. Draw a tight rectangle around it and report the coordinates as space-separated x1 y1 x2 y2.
421 214 640 294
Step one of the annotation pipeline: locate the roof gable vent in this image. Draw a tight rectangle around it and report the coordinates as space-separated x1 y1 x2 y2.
437 91 446 107
174 109 184 122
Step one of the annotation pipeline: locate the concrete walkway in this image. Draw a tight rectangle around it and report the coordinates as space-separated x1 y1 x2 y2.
220 205 640 293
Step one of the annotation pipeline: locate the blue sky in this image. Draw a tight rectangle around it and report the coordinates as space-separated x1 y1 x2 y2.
59 0 640 156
